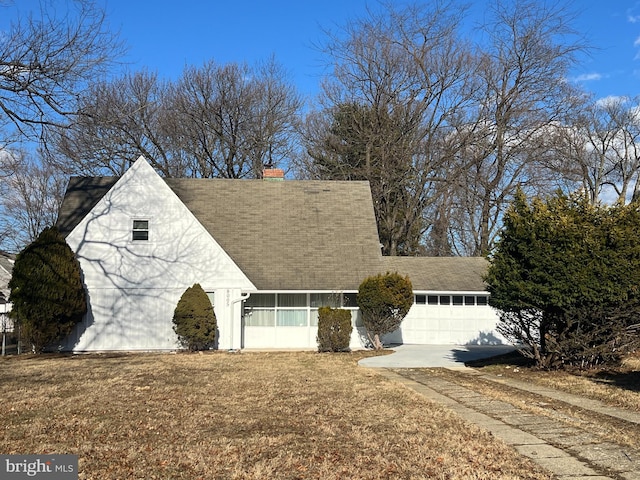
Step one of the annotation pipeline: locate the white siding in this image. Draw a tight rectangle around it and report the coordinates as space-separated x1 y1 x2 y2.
62 157 255 352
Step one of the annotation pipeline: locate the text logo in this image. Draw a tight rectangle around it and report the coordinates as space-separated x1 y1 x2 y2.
0 455 78 479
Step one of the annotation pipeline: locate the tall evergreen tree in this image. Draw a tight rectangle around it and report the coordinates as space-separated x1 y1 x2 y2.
9 226 86 352
486 190 640 369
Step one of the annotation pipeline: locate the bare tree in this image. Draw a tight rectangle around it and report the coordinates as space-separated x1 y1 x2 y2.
593 96 640 204
447 0 587 255
0 0 124 146
168 58 302 178
0 150 67 252
549 96 640 205
301 1 476 255
52 71 183 176
53 59 302 178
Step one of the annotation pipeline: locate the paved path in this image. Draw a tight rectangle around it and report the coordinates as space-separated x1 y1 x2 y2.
372 367 640 480
357 344 518 368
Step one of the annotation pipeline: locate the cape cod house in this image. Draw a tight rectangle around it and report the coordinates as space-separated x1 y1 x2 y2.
55 156 504 352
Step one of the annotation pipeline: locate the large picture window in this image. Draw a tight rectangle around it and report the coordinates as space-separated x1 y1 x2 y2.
276 310 307 326
244 293 357 328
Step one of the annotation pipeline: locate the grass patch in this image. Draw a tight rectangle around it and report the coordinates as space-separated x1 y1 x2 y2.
0 351 552 479
468 350 640 412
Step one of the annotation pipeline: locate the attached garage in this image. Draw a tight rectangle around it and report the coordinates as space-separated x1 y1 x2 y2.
385 292 505 345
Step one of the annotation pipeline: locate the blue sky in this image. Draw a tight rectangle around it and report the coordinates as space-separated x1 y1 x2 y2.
3 1 640 102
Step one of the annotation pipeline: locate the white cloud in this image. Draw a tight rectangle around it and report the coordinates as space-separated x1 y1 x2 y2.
572 73 603 82
628 4 640 23
595 95 629 107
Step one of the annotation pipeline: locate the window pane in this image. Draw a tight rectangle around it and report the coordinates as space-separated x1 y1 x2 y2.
133 220 149 229
415 294 426 304
427 295 438 305
342 293 358 307
277 293 307 307
310 293 340 308
464 296 475 305
276 310 307 326
477 296 488 306
132 230 148 241
244 309 275 327
245 294 275 308
439 295 450 305
310 309 318 326
452 295 463 306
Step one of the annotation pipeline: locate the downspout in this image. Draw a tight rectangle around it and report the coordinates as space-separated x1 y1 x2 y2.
228 292 251 352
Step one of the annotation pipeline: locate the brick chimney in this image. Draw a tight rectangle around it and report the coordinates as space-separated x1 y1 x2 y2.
262 167 284 181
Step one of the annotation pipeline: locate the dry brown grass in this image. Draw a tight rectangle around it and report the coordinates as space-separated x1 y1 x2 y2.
429 367 640 452
0 351 553 479
471 351 640 413
440 351 640 451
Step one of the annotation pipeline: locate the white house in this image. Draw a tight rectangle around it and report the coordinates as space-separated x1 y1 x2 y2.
55 156 505 352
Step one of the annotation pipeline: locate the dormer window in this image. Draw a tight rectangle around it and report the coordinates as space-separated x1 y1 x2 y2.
132 220 149 241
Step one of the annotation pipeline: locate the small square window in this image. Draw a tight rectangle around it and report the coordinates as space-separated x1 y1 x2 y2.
415 294 426 305
439 295 451 305
464 296 476 306
427 295 438 305
132 220 149 241
477 296 488 306
452 295 463 306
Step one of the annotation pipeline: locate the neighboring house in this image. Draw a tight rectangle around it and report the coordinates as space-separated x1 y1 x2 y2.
0 252 14 333
55 156 505 352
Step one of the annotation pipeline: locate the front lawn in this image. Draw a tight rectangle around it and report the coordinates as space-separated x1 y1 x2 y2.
0 352 552 479
469 350 640 412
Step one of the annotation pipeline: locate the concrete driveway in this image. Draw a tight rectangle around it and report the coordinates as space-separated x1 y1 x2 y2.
358 344 517 368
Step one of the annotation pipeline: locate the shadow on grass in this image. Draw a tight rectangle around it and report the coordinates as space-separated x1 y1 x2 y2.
464 348 640 394
591 370 640 393
463 349 534 368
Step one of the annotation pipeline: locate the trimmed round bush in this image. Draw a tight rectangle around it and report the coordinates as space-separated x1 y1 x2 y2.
173 284 216 351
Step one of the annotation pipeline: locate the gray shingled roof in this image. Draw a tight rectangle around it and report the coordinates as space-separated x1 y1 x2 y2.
57 175 489 292
165 179 383 290
58 176 384 291
382 256 489 292
57 177 118 237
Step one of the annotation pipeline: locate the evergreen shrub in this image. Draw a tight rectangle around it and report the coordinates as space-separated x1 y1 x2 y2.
357 272 413 350
8 226 86 352
173 284 217 351
316 306 352 352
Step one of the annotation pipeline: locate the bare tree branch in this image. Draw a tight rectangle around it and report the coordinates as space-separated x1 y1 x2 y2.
0 0 125 145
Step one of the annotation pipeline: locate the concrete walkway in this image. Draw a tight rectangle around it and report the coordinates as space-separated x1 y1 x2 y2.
357 344 518 368
360 350 640 480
